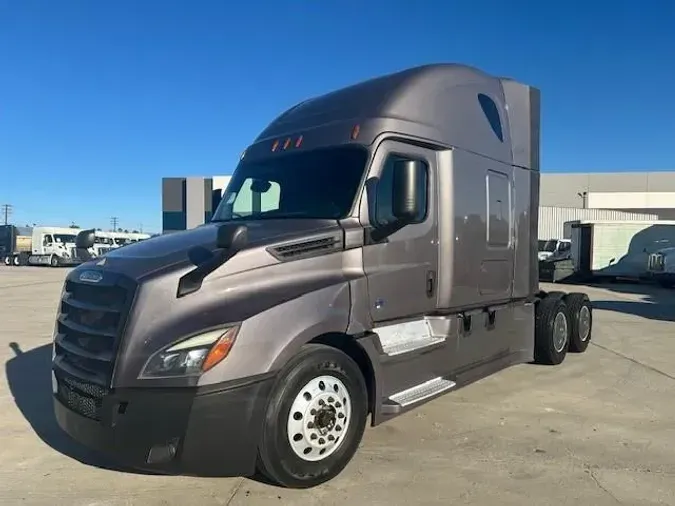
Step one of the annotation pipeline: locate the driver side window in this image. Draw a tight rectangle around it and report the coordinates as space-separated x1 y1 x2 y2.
231 178 281 216
43 234 53 246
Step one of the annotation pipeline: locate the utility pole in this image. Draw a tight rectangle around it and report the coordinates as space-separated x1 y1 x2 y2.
110 216 119 231
1 204 12 225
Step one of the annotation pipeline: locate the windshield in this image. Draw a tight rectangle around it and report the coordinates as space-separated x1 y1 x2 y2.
54 234 77 243
540 240 558 252
211 146 368 222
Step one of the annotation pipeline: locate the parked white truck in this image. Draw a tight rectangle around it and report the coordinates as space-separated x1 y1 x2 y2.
2 226 82 267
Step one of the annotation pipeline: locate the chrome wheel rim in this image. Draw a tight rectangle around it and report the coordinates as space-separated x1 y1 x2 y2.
287 375 351 462
578 305 591 342
553 311 568 352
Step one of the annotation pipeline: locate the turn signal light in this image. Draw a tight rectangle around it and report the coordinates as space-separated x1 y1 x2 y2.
202 326 239 372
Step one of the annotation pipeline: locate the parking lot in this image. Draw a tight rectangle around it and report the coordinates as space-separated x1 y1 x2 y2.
1 267 674 505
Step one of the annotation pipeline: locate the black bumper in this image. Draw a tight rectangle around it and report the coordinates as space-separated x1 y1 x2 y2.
54 375 274 477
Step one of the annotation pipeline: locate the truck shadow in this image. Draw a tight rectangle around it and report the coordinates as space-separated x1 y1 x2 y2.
5 341 274 484
4 342 156 475
583 281 675 322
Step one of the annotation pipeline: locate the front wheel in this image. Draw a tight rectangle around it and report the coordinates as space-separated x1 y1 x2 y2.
50 255 60 267
256 344 368 488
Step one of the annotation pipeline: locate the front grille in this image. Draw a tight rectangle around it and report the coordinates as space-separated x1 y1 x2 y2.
649 253 665 272
55 373 109 420
53 270 136 418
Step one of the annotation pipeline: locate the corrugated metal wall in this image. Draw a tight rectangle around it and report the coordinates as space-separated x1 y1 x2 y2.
538 206 659 240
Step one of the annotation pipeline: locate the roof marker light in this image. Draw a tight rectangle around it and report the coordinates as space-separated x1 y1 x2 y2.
351 124 360 140
272 140 280 151
283 138 291 150
295 135 303 148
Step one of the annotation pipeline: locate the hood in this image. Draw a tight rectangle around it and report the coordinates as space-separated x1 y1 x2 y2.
75 219 340 281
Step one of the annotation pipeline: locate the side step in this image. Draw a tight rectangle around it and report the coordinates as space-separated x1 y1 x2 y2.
377 318 449 356
382 377 456 414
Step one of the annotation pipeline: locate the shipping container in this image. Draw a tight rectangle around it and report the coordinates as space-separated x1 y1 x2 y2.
538 206 658 241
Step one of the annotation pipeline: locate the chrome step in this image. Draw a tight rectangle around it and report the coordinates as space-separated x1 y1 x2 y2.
388 377 456 408
381 336 445 356
376 318 448 356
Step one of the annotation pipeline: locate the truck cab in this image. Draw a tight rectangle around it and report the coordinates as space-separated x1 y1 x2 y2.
53 64 593 488
538 238 572 261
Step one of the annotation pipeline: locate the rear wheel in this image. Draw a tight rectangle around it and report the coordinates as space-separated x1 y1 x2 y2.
13 255 20 266
3 256 10 266
534 296 570 365
256 344 368 489
565 293 592 353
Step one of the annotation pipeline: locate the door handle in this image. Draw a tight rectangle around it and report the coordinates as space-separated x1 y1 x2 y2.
426 270 436 298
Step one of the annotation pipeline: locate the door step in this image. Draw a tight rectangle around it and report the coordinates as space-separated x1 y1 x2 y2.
383 377 457 413
376 318 448 356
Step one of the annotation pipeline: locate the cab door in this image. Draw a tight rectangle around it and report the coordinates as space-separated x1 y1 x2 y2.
360 140 438 324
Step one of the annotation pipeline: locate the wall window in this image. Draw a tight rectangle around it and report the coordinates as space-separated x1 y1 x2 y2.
375 154 429 226
478 93 504 142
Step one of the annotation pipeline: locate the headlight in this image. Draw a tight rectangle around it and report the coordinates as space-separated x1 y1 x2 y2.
140 326 239 378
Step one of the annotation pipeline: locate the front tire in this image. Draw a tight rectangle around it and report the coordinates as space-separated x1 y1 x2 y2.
50 255 60 267
256 344 368 488
534 296 570 365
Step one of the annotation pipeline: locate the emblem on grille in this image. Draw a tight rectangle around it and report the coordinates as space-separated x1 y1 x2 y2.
79 270 103 283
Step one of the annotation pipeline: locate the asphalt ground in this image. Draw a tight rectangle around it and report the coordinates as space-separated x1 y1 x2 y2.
1 266 674 505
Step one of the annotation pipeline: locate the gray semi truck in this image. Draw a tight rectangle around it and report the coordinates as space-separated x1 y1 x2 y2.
52 63 593 489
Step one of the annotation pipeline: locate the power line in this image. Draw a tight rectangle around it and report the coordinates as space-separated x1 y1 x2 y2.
1 204 12 225
110 216 119 231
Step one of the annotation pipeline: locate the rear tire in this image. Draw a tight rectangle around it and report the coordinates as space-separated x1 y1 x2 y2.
3 256 10 266
13 255 20 266
565 293 592 353
256 344 368 489
534 296 570 365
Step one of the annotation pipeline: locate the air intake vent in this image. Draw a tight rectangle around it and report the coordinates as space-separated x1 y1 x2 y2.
268 234 343 261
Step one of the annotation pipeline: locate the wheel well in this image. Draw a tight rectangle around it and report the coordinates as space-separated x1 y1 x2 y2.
309 333 375 415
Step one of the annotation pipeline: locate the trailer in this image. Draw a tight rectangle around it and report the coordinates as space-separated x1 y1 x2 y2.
52 64 593 488
1 225 83 267
567 219 675 281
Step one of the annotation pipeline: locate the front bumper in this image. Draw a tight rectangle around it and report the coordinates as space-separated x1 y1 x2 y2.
54 374 274 477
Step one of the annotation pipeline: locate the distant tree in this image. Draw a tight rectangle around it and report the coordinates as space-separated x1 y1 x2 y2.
69 222 80 228
96 228 102 231
117 228 123 232
123 228 129 233
131 229 139 233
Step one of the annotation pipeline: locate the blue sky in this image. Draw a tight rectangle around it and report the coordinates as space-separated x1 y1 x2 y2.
1 0 674 232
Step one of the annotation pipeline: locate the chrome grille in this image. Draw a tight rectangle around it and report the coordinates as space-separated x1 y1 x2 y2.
53 270 136 419
648 253 665 272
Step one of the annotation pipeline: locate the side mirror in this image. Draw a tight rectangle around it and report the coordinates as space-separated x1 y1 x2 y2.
216 224 248 251
178 224 249 298
392 159 425 223
75 229 96 249
75 229 96 262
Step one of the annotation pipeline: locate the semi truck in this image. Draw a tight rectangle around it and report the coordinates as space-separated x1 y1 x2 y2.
1 225 82 267
52 63 593 489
